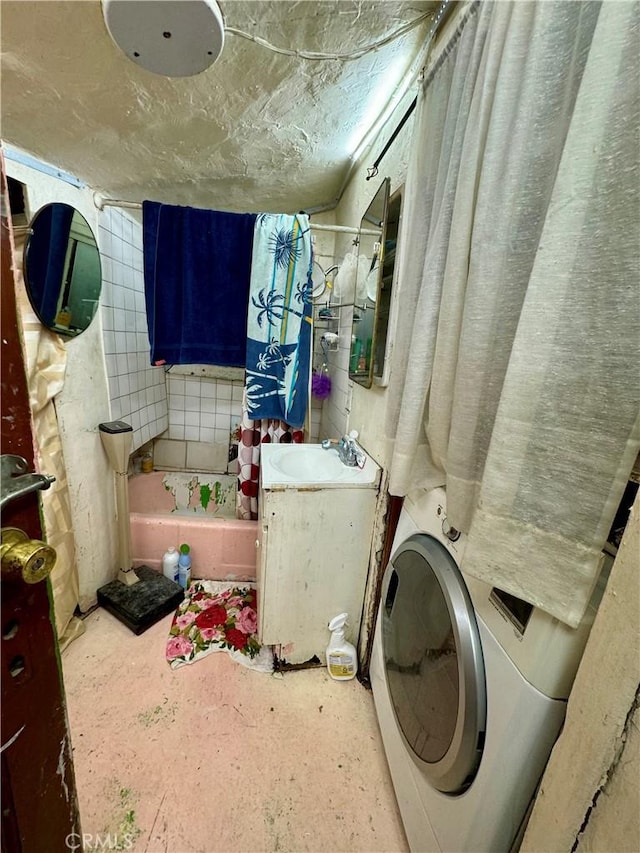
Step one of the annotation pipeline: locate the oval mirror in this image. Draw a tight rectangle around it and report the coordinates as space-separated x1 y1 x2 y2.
349 178 389 388
24 203 102 338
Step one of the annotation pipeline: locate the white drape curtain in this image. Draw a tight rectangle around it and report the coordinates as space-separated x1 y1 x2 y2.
386 0 640 627
13 232 85 650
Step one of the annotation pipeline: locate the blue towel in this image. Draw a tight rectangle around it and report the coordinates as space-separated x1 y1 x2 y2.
245 214 313 428
143 202 256 366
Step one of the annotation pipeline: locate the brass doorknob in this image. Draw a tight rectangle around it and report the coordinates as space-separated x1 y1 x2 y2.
1 528 57 584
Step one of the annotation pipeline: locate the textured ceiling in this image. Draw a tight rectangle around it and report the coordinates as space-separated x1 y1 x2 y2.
1 0 439 213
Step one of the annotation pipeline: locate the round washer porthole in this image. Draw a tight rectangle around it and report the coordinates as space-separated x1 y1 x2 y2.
381 533 487 794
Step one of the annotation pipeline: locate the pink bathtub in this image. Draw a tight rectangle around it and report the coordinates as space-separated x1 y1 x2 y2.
129 471 257 582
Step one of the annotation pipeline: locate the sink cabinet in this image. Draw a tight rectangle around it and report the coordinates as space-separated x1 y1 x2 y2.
257 484 378 666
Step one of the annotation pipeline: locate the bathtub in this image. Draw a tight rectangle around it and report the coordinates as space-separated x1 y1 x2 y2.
129 471 257 582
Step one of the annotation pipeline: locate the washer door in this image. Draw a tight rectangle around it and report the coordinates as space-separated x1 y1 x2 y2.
381 533 487 794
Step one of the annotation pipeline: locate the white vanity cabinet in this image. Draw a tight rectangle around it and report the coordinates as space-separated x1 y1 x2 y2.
257 444 380 666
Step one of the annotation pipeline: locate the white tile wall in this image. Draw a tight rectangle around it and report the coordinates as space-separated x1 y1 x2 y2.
166 373 243 445
98 207 168 452
98 208 331 458
310 225 355 443
308 399 322 442
316 298 353 442
320 306 353 438
153 436 235 474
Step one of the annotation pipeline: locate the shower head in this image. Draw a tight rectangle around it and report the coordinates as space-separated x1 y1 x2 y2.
102 0 225 78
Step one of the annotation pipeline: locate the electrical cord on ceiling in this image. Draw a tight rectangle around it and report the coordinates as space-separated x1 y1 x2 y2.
224 10 434 61
364 0 453 182
366 96 417 180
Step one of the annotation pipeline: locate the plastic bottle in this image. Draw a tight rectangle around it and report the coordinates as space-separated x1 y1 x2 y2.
326 613 358 681
162 546 179 582
178 543 191 590
56 306 72 328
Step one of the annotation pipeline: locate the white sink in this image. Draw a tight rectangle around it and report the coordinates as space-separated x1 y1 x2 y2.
271 446 344 481
261 443 380 488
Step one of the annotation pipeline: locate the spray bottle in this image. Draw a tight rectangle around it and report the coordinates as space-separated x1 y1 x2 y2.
326 613 358 681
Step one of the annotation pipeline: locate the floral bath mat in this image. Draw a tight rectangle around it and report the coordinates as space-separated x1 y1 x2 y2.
166 581 273 673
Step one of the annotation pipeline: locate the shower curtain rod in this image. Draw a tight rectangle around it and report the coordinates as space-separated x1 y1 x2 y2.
92 194 365 235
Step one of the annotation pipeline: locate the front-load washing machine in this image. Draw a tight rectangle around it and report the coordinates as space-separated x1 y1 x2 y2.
370 487 606 853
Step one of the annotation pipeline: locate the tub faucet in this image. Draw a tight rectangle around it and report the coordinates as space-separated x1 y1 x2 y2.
321 431 366 469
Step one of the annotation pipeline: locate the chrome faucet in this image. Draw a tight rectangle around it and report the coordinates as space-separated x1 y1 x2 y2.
321 430 366 469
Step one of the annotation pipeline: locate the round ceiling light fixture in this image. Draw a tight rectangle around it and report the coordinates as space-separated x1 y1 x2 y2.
102 0 225 77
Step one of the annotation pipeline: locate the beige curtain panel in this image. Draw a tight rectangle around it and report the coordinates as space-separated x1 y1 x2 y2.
386 0 640 628
14 232 84 649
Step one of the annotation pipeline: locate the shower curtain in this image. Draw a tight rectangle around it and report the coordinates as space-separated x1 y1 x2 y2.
236 389 303 520
237 212 312 519
385 0 640 627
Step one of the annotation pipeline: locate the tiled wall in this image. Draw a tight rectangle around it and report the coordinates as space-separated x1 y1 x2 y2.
166 373 243 443
98 207 168 451
315 227 359 443
99 208 329 462
149 374 244 474
310 223 348 443
308 398 322 443
321 300 354 440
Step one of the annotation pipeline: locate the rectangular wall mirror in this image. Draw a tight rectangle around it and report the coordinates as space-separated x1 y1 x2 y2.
349 177 390 388
373 185 403 384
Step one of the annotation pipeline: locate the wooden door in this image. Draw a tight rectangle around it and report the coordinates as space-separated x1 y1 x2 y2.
1 162 80 851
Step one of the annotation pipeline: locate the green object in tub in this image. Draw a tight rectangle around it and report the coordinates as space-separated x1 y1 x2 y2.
200 484 212 511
